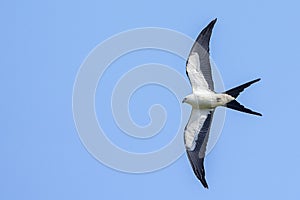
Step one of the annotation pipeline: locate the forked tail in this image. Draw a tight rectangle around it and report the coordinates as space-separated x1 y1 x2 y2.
225 78 262 116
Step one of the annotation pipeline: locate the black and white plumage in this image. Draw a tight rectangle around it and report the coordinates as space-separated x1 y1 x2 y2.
182 18 262 189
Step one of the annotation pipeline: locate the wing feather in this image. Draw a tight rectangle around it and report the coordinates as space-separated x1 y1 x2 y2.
184 109 214 188
186 18 217 92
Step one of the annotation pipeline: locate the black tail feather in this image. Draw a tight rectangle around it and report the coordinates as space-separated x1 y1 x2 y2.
225 78 260 98
226 100 262 116
225 78 262 116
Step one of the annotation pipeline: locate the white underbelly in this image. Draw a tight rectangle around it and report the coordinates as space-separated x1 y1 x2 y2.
193 92 219 109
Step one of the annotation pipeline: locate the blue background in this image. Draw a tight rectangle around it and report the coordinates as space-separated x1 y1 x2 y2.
2 0 300 199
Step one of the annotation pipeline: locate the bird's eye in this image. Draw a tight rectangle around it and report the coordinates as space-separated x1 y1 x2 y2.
217 97 221 102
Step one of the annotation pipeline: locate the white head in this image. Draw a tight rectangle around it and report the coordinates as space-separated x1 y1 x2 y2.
182 94 196 105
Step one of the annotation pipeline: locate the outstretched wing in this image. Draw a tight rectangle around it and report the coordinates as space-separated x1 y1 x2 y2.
184 109 214 188
186 18 217 92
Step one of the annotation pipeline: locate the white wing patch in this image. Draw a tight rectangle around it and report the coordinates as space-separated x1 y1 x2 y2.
184 109 210 151
186 52 209 92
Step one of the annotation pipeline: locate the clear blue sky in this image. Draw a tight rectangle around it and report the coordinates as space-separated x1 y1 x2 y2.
2 0 300 199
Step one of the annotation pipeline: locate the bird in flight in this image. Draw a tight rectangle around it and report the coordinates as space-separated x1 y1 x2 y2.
182 18 262 189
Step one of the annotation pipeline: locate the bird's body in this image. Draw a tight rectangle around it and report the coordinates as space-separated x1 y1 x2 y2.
183 18 262 189
183 92 234 109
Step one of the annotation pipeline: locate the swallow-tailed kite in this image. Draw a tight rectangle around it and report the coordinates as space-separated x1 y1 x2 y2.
183 18 262 189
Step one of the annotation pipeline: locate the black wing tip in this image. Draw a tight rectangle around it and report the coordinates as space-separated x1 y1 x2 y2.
191 18 218 55
205 18 217 30
198 18 218 37
211 18 217 24
198 174 209 189
186 151 210 189
202 181 209 189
